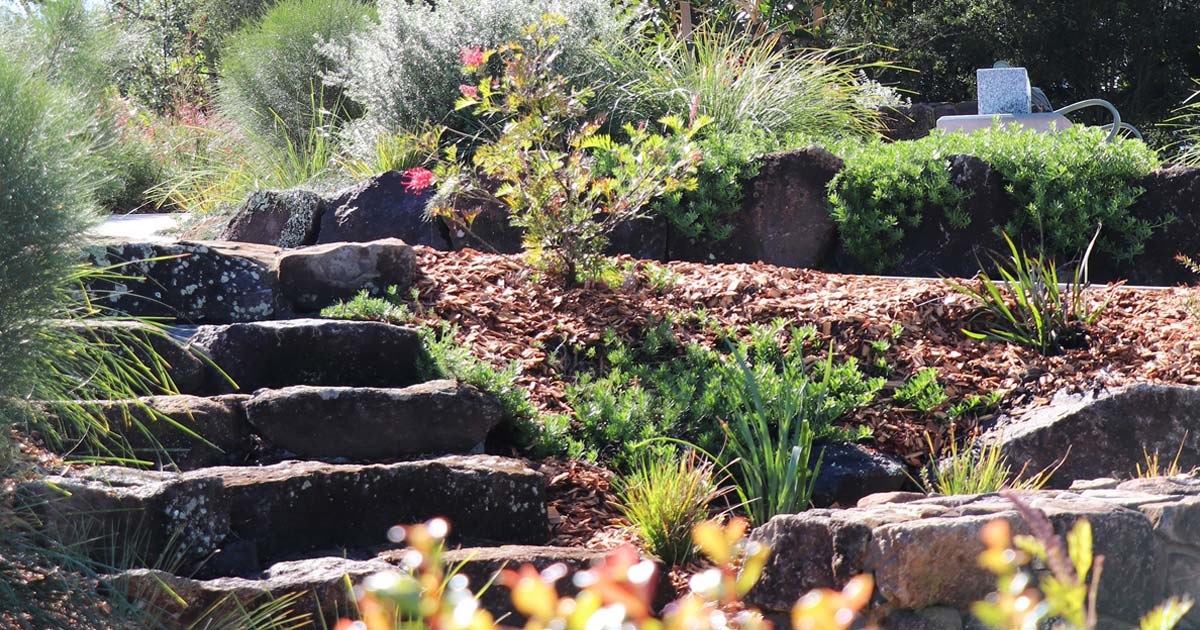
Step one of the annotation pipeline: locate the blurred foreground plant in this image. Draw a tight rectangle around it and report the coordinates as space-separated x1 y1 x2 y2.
974 491 1192 630
337 517 872 630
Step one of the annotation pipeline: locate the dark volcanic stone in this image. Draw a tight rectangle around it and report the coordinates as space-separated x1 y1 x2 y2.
221 189 324 248
187 319 428 393
243 381 503 460
318 171 449 248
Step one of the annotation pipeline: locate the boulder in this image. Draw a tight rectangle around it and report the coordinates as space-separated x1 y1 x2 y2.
242 381 502 460
67 320 207 394
318 171 449 248
984 384 1200 488
747 492 1159 621
444 201 525 254
672 147 843 268
810 442 908 508
75 395 253 469
879 104 938 142
884 154 1017 278
1120 165 1200 286
19 467 229 572
221 189 324 249
187 455 548 561
275 238 416 311
187 319 428 393
84 241 280 323
106 556 391 627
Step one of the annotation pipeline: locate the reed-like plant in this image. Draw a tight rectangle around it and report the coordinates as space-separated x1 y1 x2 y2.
595 27 887 139
714 349 827 525
921 432 1055 496
945 229 1110 356
614 451 730 564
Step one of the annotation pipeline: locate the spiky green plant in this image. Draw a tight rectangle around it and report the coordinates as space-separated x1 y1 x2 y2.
945 230 1109 356
596 27 887 139
614 452 730 564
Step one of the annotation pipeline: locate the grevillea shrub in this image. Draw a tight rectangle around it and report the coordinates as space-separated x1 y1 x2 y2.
426 17 703 285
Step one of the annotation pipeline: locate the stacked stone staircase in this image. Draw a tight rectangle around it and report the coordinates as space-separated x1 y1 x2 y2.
20 238 598 626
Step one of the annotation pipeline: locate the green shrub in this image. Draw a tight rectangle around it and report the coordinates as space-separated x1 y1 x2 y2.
324 0 626 159
828 126 1162 272
428 17 702 285
218 0 370 148
652 129 812 244
595 27 885 139
418 325 567 457
614 452 728 564
566 319 881 469
0 54 101 425
893 367 948 413
320 286 415 325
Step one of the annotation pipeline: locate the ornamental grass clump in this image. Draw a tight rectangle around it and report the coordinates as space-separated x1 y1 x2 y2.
426 16 703 285
945 229 1110 356
614 452 731 565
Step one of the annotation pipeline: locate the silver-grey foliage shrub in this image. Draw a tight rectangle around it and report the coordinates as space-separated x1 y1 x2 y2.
324 0 628 158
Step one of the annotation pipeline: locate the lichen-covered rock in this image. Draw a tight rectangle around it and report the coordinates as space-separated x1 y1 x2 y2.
186 455 548 561
243 381 502 460
19 467 230 572
84 240 280 323
275 238 416 311
221 189 324 248
188 319 428 393
985 384 1200 487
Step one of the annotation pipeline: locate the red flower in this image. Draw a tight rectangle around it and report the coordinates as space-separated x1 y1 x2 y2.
401 167 435 194
458 84 479 98
459 46 484 68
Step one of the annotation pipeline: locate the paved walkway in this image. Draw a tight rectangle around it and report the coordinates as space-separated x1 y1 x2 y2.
90 213 184 242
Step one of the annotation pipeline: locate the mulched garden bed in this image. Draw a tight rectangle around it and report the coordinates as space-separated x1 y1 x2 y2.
409 246 1200 467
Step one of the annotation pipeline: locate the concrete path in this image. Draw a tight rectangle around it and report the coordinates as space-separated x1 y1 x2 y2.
90 213 185 242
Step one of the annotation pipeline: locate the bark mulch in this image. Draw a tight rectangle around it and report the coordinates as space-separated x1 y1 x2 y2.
409 246 1200 465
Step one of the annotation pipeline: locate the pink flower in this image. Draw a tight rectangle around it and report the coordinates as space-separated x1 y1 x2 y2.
401 167 435 194
459 46 484 68
458 84 479 98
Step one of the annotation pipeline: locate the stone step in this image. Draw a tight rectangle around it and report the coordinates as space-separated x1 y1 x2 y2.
105 556 388 627
243 381 502 461
187 318 427 393
83 238 418 323
70 395 253 469
109 546 609 627
69 320 209 395
85 241 281 324
22 455 548 573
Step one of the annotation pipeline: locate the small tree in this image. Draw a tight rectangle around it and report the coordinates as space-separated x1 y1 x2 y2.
426 15 704 286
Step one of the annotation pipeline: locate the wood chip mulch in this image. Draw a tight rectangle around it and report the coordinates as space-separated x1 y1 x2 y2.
408 246 1200 463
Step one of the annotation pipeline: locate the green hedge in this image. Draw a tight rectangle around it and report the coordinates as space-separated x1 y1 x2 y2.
828 127 1161 272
